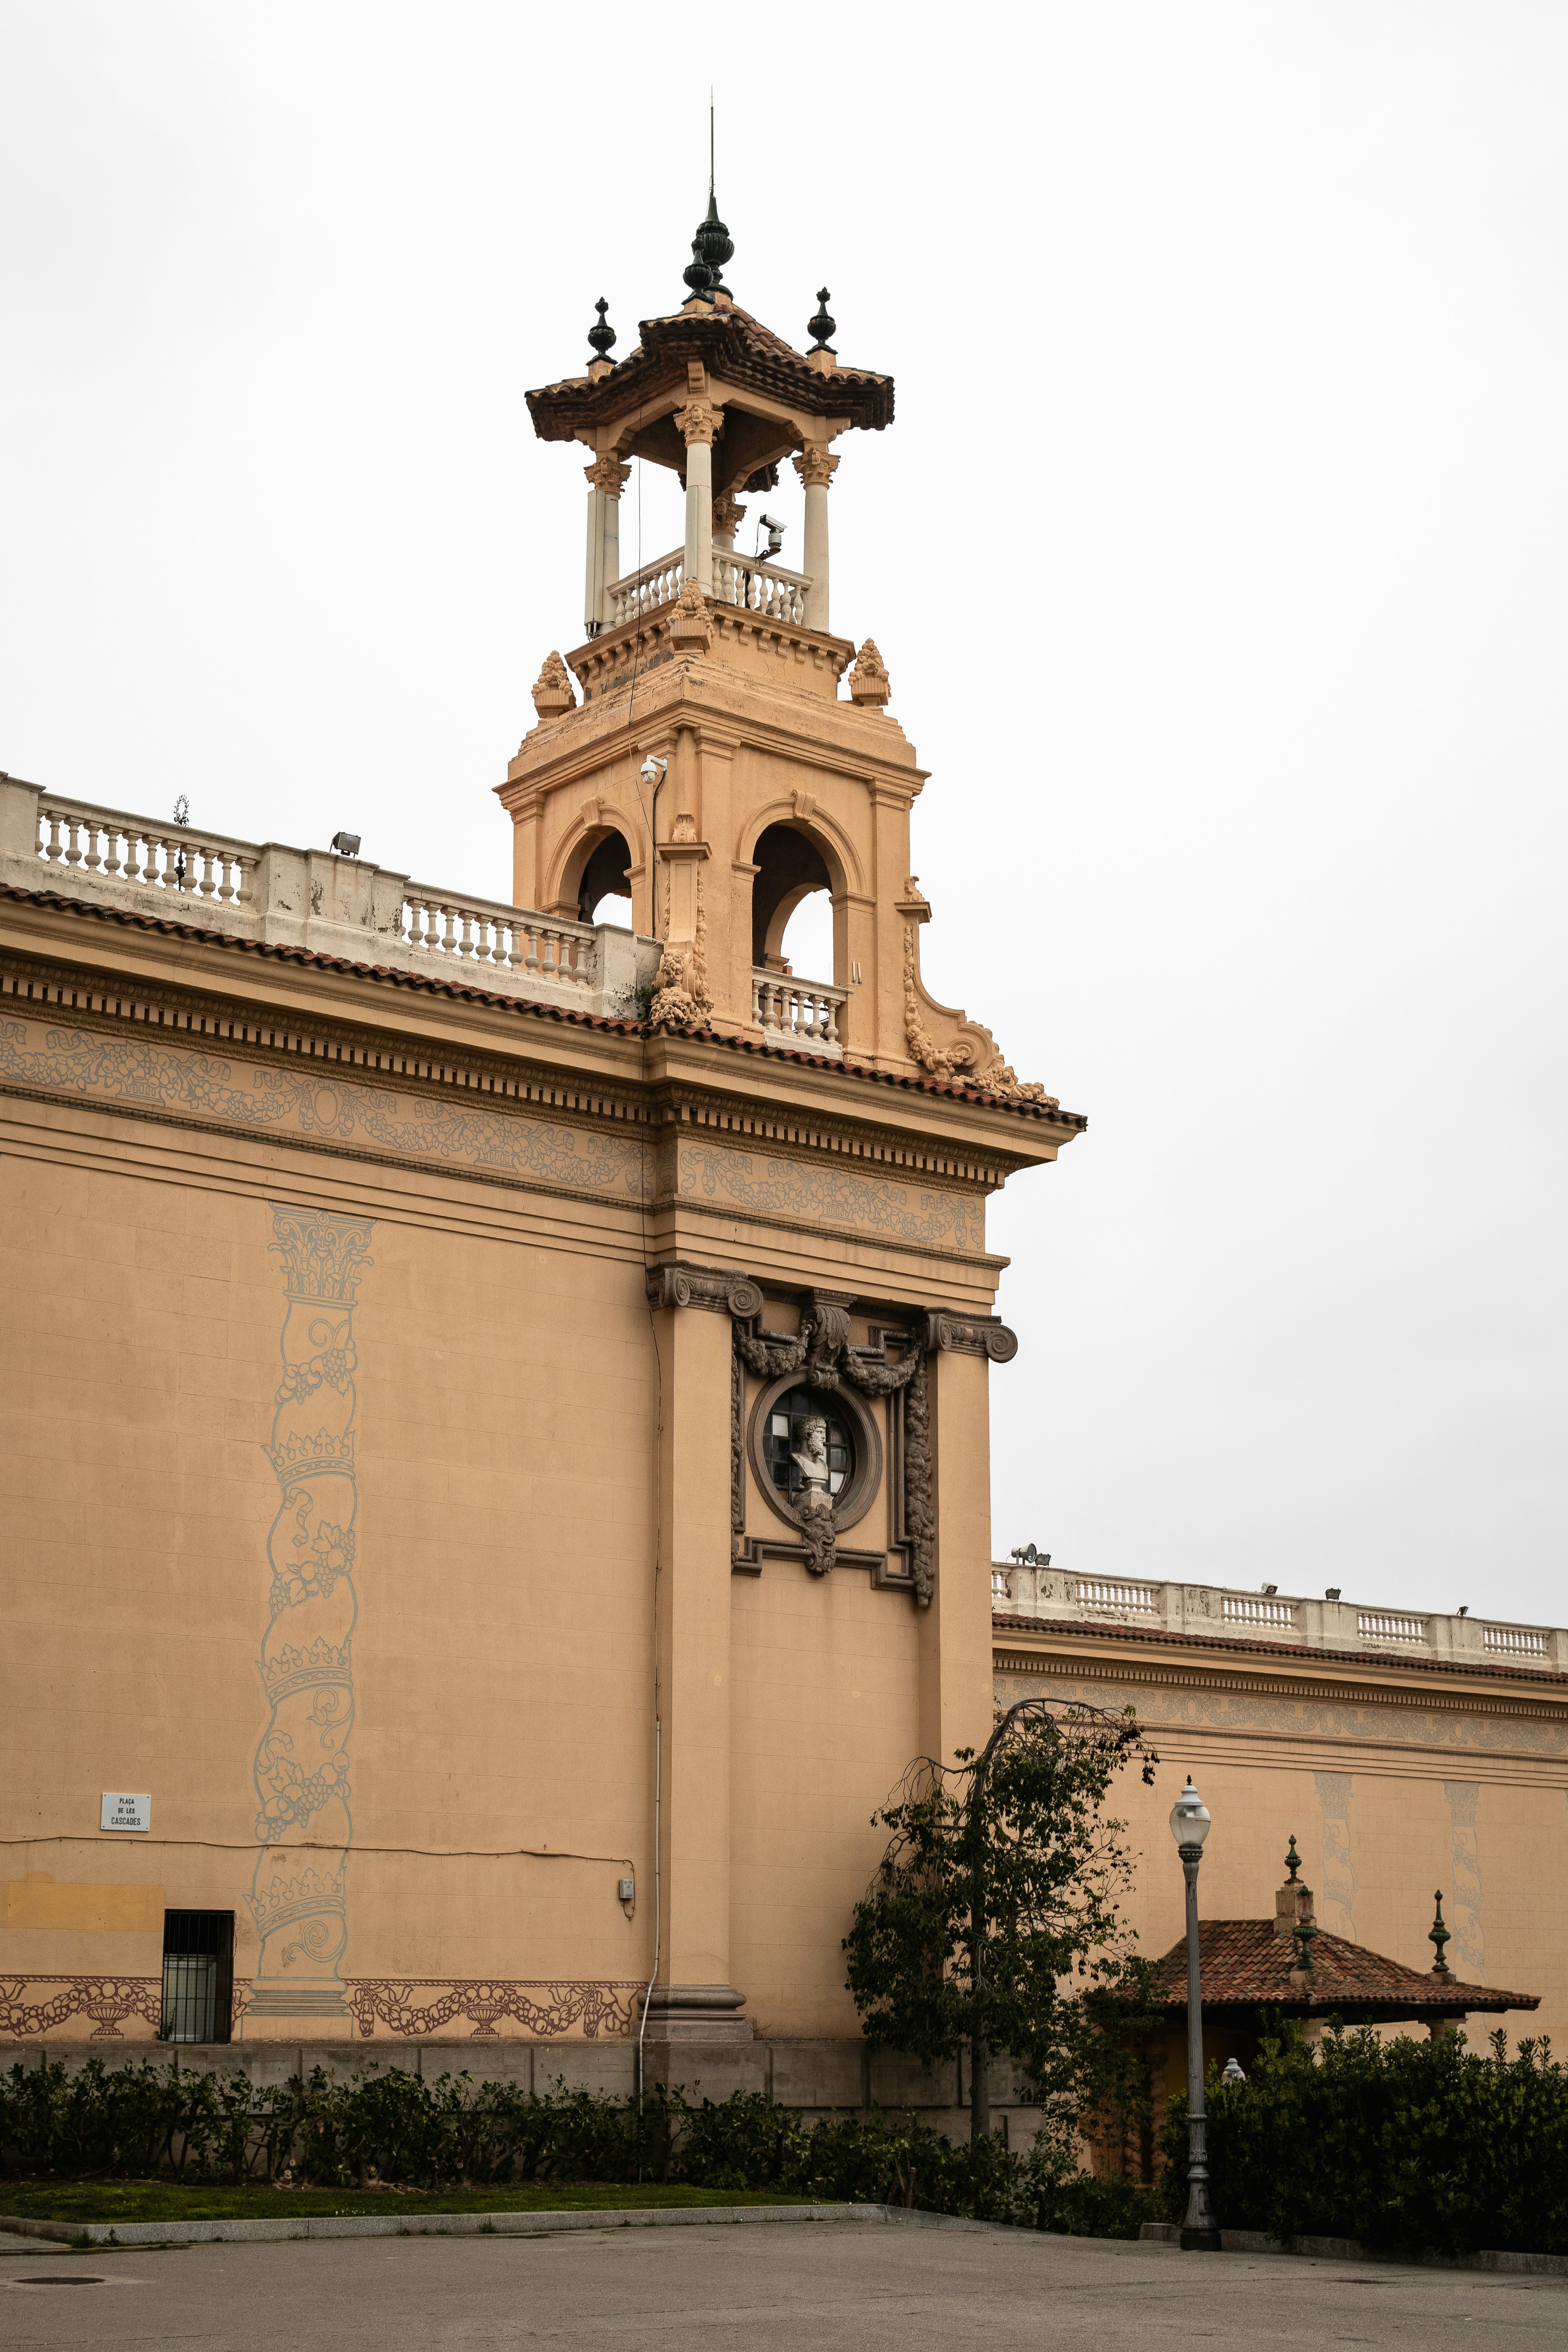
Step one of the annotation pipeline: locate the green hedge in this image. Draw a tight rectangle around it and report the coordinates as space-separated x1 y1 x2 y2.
0 2059 1145 2235
1158 2024 1568 2258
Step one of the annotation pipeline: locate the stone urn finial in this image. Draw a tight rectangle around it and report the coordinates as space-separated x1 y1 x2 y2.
848 640 891 707
531 651 577 720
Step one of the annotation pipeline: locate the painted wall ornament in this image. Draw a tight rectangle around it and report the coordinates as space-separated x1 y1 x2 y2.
248 1203 375 2018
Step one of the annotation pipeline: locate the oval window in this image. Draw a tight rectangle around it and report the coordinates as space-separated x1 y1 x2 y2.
762 1385 854 1507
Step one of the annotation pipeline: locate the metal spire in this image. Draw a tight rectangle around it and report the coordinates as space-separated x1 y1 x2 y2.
682 99 733 302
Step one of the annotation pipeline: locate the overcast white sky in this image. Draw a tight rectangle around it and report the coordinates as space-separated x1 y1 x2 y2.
3 4 1563 1623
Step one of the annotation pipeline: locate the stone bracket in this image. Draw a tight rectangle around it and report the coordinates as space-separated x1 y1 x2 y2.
645 1262 763 1317
925 1311 1018 1363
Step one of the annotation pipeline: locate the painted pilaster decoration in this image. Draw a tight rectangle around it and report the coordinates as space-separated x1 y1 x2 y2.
583 453 631 635
248 1203 376 2019
650 808 713 1029
792 444 839 632
531 650 578 721
675 396 720 598
847 640 891 708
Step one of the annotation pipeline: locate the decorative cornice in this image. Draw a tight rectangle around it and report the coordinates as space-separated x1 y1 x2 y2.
992 1634 1568 1722
645 1260 764 1317
926 1310 1018 1362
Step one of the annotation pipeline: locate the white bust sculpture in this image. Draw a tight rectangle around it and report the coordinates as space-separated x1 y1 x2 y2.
791 1414 831 1512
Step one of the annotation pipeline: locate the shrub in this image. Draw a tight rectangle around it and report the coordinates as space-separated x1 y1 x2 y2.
1157 2021 1568 2258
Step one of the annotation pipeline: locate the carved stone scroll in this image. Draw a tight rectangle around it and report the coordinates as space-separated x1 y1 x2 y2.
925 1311 1019 1364
646 1262 764 1318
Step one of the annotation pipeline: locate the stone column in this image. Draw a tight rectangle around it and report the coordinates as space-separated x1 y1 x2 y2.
793 445 840 633
675 399 720 597
917 1314 1017 1771
643 1264 764 2043
583 456 630 636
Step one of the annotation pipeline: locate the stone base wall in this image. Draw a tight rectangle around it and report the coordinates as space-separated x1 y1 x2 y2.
0 2037 1049 2146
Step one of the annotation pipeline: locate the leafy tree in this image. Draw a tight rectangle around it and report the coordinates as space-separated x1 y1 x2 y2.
843 1697 1160 2147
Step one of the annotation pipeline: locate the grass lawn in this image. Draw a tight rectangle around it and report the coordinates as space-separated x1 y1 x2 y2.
0 2181 826 2226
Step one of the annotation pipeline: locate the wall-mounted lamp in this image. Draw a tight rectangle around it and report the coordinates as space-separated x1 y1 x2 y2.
330 831 361 858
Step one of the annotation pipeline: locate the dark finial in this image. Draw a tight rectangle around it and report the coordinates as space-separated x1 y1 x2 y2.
693 191 733 295
808 287 836 352
1283 1833 1301 1883
1429 1890 1453 1978
587 298 616 363
1292 1917 1318 1974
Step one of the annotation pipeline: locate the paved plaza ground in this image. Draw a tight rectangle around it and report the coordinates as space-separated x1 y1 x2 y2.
3 2219 1564 2349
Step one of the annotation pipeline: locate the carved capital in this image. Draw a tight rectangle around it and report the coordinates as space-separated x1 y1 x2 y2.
792 445 840 491
711 490 747 539
531 650 577 719
925 1312 1019 1364
674 398 721 447
647 1262 764 1318
584 456 632 499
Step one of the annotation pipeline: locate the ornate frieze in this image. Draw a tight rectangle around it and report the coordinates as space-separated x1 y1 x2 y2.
347 1978 640 2039
247 1203 375 2019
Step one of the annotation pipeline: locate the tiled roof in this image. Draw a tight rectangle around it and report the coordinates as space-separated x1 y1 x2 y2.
0 882 1081 1127
990 1610 1568 1687
526 302 894 440
1147 1917 1538 2017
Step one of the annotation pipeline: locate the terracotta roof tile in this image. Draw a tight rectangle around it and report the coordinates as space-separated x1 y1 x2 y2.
1146 1917 1537 2016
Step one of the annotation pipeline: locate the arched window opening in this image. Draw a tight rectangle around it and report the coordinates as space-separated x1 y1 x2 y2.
751 823 833 978
577 829 635 925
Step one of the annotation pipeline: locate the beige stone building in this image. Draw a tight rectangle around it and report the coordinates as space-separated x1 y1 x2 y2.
3 205 1562 2117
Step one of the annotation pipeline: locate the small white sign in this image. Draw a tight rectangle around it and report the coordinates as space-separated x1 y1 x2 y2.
100 1792 151 1833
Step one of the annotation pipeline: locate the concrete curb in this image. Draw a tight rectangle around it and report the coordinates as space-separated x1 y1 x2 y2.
0 2201 988 2251
1138 2221 1568 2277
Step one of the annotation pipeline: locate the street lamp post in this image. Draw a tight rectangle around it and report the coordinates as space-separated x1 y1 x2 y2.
1168 1775 1220 2251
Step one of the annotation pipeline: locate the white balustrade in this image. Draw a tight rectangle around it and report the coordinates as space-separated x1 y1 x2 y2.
603 548 816 633
1357 1610 1427 1644
606 551 685 629
991 1568 1012 1604
752 969 847 1055
1075 1578 1159 1617
401 891 595 990
32 794 251 907
1223 1594 1298 1631
1483 1624 1547 1658
711 552 812 625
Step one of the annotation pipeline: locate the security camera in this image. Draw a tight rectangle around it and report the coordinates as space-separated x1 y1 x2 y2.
639 756 667 787
759 512 786 558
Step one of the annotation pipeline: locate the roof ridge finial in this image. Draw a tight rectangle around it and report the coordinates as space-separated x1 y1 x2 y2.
587 297 615 364
682 96 733 304
808 288 836 353
1283 1832 1301 1882
1429 1889 1453 1978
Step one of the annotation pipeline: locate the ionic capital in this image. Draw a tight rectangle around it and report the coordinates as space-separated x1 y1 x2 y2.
673 398 721 447
584 456 632 499
792 446 840 491
646 1262 763 1317
924 1312 1019 1364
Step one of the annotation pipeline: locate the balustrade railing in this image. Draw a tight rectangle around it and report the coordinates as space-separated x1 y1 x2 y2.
1357 1610 1427 1644
1075 1578 1159 1617
1223 1594 1298 1631
1484 1624 1547 1658
604 549 815 634
606 552 684 629
30 793 252 907
401 890 594 989
712 552 811 625
752 970 846 1054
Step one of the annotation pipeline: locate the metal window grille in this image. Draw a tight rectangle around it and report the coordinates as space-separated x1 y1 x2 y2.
161 1910 234 2044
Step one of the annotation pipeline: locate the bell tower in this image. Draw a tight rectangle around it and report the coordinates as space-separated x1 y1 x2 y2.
499 195 1049 1106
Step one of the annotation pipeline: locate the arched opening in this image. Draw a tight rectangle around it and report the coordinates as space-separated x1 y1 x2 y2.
751 822 834 977
576 829 635 925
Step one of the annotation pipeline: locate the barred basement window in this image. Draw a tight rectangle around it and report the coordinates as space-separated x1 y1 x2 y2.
161 1910 235 2044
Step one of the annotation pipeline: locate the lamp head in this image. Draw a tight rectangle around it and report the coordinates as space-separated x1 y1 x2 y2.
1168 1777 1211 1848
